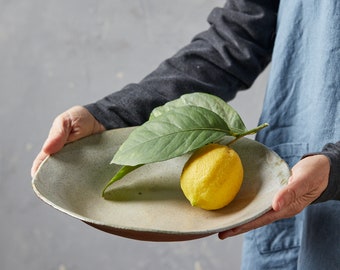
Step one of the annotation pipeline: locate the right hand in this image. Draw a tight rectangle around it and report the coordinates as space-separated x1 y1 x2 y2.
218 154 330 239
31 106 106 177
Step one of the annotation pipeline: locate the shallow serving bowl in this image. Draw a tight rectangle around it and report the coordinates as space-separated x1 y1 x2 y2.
32 127 290 242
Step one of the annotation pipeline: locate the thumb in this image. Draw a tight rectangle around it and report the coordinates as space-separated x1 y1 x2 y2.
272 174 310 213
31 115 71 177
272 179 294 211
42 114 72 155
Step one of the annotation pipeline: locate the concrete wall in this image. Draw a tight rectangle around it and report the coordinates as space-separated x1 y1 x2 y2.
0 1 269 269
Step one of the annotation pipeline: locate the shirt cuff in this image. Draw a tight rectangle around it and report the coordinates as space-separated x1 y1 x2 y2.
302 142 340 204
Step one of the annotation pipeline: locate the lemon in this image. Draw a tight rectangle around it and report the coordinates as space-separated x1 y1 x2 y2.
180 143 243 210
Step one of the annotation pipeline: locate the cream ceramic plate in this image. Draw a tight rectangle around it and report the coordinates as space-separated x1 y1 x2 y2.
32 127 290 242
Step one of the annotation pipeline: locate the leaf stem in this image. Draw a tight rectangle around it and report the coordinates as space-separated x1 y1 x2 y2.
227 123 269 146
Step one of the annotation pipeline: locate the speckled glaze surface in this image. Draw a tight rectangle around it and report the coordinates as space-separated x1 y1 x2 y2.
32 127 290 242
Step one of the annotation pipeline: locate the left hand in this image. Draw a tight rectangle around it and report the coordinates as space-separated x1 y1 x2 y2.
218 154 330 239
31 106 105 177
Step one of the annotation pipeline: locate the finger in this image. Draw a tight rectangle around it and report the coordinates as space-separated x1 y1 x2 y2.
218 209 281 239
31 150 49 177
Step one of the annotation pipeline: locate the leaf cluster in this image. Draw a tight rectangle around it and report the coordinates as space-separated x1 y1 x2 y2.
102 93 268 195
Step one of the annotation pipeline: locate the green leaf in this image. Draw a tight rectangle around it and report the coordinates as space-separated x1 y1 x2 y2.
111 105 231 166
150 92 247 135
102 165 142 196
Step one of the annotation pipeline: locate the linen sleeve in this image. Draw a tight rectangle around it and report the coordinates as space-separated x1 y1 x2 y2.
85 0 278 129
312 141 340 203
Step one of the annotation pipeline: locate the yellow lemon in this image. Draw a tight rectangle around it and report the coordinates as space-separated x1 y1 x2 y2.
180 143 243 210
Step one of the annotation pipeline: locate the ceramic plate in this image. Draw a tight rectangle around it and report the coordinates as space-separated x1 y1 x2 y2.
32 127 290 242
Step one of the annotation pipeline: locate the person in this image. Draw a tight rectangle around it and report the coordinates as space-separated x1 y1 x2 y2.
31 0 340 269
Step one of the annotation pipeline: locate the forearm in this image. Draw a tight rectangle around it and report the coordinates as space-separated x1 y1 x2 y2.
85 0 278 129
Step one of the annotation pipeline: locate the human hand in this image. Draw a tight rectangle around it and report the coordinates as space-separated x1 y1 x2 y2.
218 154 330 239
31 106 106 177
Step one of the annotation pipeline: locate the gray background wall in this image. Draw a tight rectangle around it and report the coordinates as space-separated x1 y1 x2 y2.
0 1 269 269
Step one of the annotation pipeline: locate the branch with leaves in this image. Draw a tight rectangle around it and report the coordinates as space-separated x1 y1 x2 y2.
102 92 268 196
